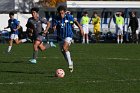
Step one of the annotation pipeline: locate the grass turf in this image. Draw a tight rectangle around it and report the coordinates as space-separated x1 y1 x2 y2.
0 43 140 93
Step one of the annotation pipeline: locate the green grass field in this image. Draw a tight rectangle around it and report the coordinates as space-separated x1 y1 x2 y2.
0 43 140 93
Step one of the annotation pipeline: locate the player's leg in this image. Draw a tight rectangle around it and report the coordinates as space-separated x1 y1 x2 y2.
94 28 99 43
120 30 123 44
85 34 88 44
82 34 85 44
33 40 40 58
39 42 50 51
14 36 30 44
63 37 73 72
136 29 139 44
38 35 52 51
85 26 89 44
59 41 68 62
7 39 13 53
117 28 120 44
121 34 123 44
7 34 15 53
82 26 86 44
117 35 120 44
96 31 100 43
97 27 100 43
29 40 40 63
94 29 97 43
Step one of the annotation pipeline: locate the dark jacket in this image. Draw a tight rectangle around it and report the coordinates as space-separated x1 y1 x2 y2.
128 17 139 30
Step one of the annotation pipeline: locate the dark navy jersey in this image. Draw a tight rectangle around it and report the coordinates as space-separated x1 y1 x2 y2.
26 17 48 39
53 14 74 41
8 19 19 34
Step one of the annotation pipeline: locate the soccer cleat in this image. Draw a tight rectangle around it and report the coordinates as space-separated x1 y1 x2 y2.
29 59 37 64
69 65 73 73
50 42 56 47
26 38 32 42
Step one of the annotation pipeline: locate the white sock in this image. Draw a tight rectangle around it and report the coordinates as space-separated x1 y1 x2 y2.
121 39 123 43
87 39 89 44
82 38 85 43
117 39 120 44
65 51 73 66
21 39 27 43
8 46 12 52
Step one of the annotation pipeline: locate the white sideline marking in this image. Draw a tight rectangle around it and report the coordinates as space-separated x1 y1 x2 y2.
106 57 140 61
0 56 140 60
0 78 140 85
0 56 140 61
0 56 60 59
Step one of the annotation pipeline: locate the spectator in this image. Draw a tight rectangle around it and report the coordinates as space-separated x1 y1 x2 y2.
115 12 124 44
128 11 139 44
81 11 89 44
92 12 101 43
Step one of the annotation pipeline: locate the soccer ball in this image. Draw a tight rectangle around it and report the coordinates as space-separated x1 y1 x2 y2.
55 69 65 78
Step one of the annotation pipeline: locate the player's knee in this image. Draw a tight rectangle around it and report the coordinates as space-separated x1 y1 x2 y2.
34 45 39 51
15 41 20 45
63 46 68 52
39 44 46 51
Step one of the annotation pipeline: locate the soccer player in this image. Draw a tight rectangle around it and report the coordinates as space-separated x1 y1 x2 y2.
115 12 124 44
4 12 30 53
81 11 89 44
128 11 139 44
92 12 101 43
53 6 84 72
26 7 51 64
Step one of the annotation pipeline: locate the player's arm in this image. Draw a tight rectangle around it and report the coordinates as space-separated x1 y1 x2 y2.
40 17 51 36
4 26 9 29
43 21 50 34
74 19 84 36
13 24 21 31
92 18 94 25
4 20 10 29
114 12 118 18
26 18 34 36
136 18 139 30
52 18 58 32
80 17 83 25
53 25 57 32
122 18 124 26
13 19 21 31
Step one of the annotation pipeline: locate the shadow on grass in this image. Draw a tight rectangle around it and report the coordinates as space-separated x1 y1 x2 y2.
0 70 55 78
0 60 25 64
1 70 45 75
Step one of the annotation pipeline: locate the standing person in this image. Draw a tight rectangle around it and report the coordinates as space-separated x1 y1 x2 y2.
92 12 101 43
81 11 89 44
115 12 124 44
53 6 84 72
26 7 51 64
128 11 139 44
4 12 30 53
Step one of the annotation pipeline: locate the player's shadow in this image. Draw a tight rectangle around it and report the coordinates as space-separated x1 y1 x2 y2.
1 70 55 78
0 60 25 64
0 70 45 75
45 75 55 78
